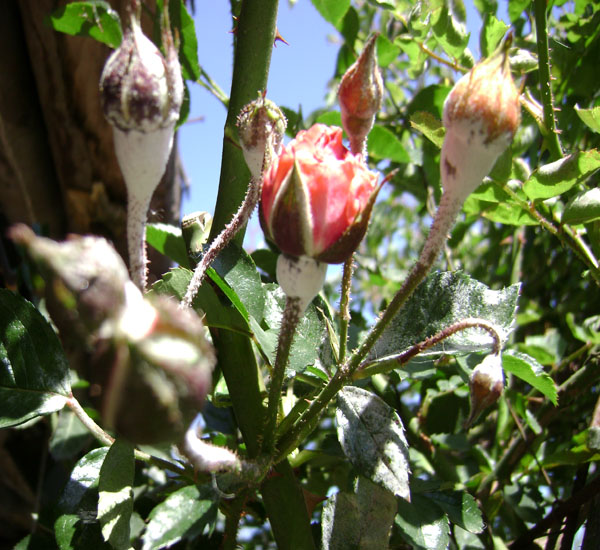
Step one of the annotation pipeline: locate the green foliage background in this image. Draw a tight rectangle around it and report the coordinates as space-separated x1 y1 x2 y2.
3 0 600 549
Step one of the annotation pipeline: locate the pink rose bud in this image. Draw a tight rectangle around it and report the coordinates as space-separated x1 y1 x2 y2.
260 124 380 264
464 353 504 428
338 33 383 154
442 37 521 201
237 93 287 178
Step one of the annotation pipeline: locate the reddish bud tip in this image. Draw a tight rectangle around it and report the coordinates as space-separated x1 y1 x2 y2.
338 33 384 154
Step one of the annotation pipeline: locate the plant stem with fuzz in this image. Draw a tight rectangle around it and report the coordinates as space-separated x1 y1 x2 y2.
263 296 303 454
338 256 355 363
181 177 262 308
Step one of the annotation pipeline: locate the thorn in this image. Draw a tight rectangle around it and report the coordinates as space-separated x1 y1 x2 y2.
274 28 289 46
229 15 238 35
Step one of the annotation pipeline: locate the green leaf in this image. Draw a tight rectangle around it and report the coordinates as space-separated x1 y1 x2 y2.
565 313 600 345
523 150 600 201
316 110 342 128
426 491 484 534
47 1 122 48
151 268 250 334
410 111 445 148
142 484 218 550
480 15 509 57
0 290 71 428
250 285 326 378
211 242 265 323
502 350 558 405
376 34 401 68
562 188 600 224
321 477 397 550
311 0 350 26
146 223 191 269
98 439 135 550
432 3 470 60
169 0 200 81
49 409 92 460
60 447 110 514
395 494 450 550
508 0 532 22
55 514 80 550
367 125 410 163
371 272 520 361
575 105 600 133
336 386 410 499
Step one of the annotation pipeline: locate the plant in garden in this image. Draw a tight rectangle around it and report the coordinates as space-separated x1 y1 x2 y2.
3 1 600 550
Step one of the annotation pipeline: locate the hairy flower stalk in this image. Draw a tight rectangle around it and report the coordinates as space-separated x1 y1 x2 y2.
274 40 521 461
180 95 286 309
338 33 383 155
100 0 183 291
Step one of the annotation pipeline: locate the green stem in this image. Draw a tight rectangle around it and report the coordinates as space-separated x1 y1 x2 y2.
263 296 302 453
534 0 563 160
275 191 464 460
338 256 354 364
205 2 314 546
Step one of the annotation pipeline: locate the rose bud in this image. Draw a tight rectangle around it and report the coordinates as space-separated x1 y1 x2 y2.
237 93 287 178
260 124 380 265
338 33 383 155
441 36 521 202
96 287 215 445
8 224 129 343
464 353 504 428
99 0 183 290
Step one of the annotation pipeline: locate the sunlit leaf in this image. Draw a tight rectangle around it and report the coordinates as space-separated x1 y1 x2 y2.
146 223 191 269
142 485 218 550
367 125 410 163
311 0 350 25
575 105 600 133
98 440 135 550
562 188 600 224
0 290 71 428
336 386 410 499
502 350 558 405
395 494 450 550
322 477 396 550
47 1 122 48
370 272 520 361
480 15 509 57
523 150 600 201
410 111 445 148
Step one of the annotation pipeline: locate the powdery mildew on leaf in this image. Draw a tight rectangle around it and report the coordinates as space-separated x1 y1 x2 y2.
336 386 410 499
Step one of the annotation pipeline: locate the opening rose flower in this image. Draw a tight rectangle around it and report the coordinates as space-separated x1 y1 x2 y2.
260 123 380 264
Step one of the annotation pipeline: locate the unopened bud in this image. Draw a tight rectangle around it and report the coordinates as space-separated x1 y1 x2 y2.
237 93 287 178
442 37 521 201
338 34 383 154
464 353 504 428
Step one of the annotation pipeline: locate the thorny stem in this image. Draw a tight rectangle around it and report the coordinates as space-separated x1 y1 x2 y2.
180 177 262 308
263 296 303 454
222 491 247 550
354 317 503 380
534 0 563 160
494 180 600 285
66 394 186 476
275 190 464 460
338 256 355 364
